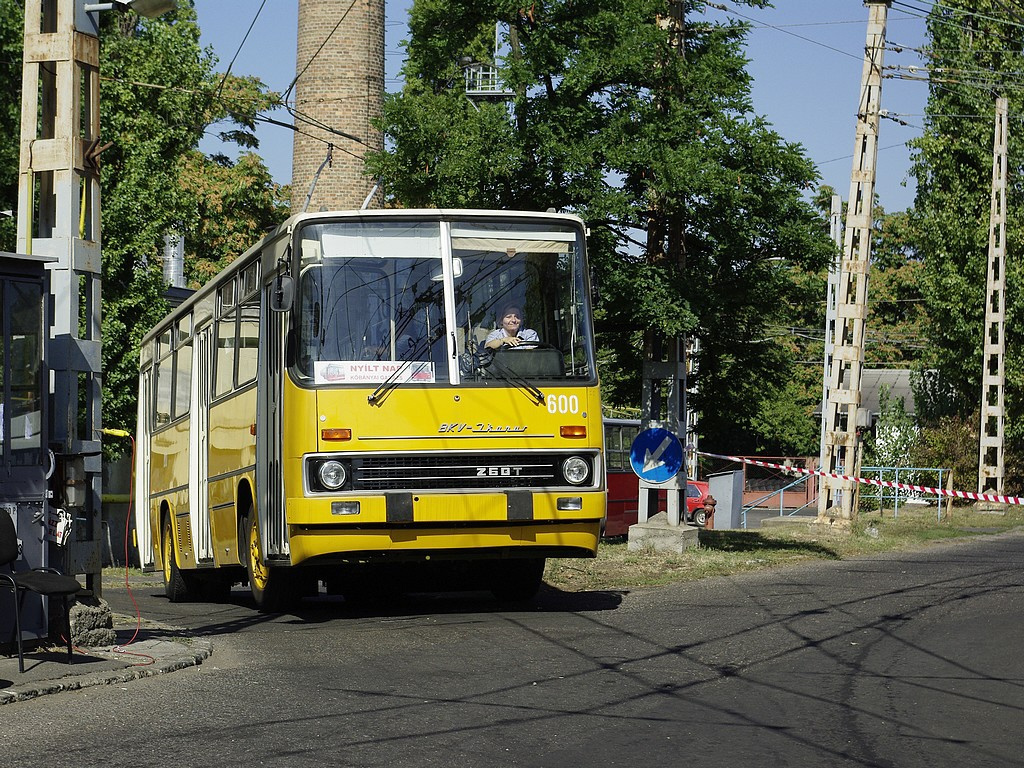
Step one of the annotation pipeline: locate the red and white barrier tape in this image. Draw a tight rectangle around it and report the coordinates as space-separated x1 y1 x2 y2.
697 451 1024 507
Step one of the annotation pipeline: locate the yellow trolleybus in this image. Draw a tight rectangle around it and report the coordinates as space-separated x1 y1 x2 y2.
134 209 604 609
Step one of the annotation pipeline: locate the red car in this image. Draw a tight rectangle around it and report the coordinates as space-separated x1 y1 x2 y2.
604 471 710 537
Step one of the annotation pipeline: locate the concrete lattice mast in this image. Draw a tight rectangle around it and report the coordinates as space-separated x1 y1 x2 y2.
817 1 890 524
17 0 104 592
291 0 385 213
978 96 1008 495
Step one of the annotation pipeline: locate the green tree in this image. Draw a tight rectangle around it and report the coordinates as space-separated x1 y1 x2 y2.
909 0 1024 487
866 209 927 368
97 4 286 444
367 0 834 456
0 3 286 455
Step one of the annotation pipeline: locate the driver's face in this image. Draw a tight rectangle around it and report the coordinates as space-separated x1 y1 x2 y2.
501 311 522 335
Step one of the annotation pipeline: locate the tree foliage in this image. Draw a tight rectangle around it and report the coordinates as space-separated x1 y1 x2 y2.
908 0 1024 487
96 5 288 441
367 0 834 455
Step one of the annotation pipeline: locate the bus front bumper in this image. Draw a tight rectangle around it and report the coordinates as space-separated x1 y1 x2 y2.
285 490 603 564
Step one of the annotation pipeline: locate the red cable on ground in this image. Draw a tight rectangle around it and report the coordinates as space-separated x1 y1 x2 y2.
110 435 155 666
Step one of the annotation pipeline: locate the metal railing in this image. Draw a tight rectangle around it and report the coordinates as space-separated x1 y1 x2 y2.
741 475 817 529
738 465 952 528
860 465 951 521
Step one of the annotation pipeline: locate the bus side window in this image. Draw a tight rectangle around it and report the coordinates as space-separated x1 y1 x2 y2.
607 426 625 471
215 310 236 398
173 337 192 419
237 302 259 386
154 352 172 425
215 280 238 397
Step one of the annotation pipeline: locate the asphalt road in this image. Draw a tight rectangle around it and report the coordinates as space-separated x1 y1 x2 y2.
3 531 1023 768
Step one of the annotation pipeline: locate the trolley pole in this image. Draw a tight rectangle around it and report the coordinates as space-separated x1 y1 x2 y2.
817 1 890 525
978 96 1007 495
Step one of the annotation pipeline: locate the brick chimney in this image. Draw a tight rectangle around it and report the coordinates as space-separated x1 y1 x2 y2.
291 0 384 213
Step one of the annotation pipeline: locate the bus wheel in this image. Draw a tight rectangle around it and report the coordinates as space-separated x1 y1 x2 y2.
162 515 197 602
243 512 291 612
491 558 545 602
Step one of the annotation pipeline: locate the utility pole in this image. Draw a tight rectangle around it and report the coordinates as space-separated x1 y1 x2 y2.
819 194 842 474
978 95 1007 495
635 1 689 532
685 336 700 482
17 0 104 592
818 1 890 525
16 0 175 597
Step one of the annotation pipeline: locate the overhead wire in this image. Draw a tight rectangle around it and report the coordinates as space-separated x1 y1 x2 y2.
213 0 269 102
97 71 372 159
891 0 1024 48
115 1 1024 194
704 1 869 63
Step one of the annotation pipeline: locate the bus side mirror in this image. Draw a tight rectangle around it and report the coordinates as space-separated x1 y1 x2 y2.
271 275 294 312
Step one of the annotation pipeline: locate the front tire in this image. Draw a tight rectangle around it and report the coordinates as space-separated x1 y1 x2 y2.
243 511 294 612
692 508 708 528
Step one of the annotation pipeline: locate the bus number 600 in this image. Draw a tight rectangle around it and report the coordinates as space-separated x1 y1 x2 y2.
546 394 579 415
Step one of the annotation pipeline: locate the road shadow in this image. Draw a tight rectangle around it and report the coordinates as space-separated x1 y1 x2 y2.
0 646 116 689
107 579 624 637
279 582 624 625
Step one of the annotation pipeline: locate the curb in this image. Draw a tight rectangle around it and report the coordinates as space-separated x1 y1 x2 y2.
0 636 213 705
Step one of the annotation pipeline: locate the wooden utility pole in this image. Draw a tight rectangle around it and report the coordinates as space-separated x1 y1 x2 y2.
818 1 890 525
978 96 1008 494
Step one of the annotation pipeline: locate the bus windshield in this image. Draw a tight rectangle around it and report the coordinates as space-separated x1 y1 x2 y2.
294 218 594 386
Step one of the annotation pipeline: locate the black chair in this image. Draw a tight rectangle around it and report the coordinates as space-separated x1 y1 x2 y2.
0 510 82 673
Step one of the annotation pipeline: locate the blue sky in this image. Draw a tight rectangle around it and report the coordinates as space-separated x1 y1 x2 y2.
194 0 931 213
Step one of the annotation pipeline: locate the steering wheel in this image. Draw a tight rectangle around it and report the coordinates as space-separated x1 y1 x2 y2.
501 340 555 350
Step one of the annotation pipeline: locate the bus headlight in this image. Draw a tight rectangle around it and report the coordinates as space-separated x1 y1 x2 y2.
318 460 348 490
562 456 591 486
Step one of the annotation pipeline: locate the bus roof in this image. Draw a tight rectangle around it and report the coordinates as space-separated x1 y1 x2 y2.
139 209 587 347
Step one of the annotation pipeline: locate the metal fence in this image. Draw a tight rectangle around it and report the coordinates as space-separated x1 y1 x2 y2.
860 466 951 520
737 464 953 528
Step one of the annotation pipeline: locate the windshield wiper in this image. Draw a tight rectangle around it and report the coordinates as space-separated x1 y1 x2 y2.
367 358 414 406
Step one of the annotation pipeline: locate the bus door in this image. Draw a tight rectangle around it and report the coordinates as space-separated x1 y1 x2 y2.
255 284 287 562
188 323 214 562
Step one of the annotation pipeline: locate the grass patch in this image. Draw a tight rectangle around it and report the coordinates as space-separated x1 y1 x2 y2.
545 505 1024 592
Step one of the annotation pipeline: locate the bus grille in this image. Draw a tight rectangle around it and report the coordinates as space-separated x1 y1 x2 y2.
352 453 573 491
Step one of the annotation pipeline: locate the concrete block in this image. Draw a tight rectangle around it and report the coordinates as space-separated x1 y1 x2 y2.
627 512 699 554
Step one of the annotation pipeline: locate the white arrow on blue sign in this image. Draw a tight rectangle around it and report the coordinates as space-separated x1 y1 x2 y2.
629 427 684 484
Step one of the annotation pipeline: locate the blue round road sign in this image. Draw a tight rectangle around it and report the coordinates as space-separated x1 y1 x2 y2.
629 428 684 484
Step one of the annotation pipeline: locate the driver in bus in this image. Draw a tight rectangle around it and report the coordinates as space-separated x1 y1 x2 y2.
484 304 539 350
